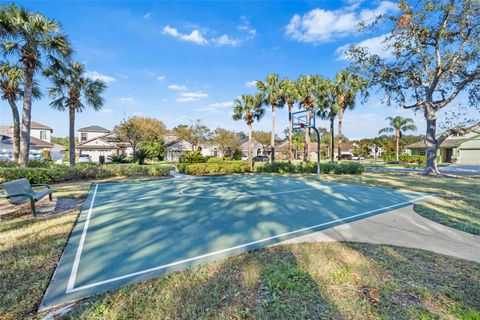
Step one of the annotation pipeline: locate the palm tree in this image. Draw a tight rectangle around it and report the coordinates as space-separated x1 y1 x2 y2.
296 75 319 162
232 94 264 171
0 63 41 163
0 63 23 163
315 79 339 163
44 60 106 166
333 70 367 161
0 4 71 166
279 78 299 162
379 116 417 162
256 74 284 163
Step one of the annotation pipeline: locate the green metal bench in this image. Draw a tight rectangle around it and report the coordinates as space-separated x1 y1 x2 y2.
0 178 53 216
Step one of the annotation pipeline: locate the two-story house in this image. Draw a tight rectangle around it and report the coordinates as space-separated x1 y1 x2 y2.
0 121 53 154
77 125 110 144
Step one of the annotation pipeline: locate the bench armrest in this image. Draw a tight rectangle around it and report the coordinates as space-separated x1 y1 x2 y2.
0 192 34 200
31 184 52 190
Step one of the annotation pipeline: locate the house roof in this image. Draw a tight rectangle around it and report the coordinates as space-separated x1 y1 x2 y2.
1 122 53 132
31 121 53 131
406 139 467 149
0 133 52 148
77 125 110 133
76 132 130 149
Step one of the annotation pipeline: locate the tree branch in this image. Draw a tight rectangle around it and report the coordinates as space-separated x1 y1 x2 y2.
436 121 480 146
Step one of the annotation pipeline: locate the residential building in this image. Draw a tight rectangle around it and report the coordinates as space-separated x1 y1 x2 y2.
165 140 223 162
406 131 480 165
0 121 53 153
75 131 133 163
239 139 266 158
77 125 110 143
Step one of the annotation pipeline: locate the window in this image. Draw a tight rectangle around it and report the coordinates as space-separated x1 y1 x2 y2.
418 149 426 156
81 133 87 142
213 148 218 157
40 130 47 141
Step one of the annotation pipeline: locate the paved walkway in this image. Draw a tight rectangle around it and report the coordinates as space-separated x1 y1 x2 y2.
279 205 480 263
366 164 480 175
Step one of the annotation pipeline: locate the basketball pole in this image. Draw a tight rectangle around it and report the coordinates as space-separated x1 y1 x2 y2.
291 110 321 178
311 126 321 177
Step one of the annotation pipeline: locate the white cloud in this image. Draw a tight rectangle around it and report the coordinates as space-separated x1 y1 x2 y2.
336 33 393 60
86 71 116 83
168 84 187 91
176 91 208 103
180 92 208 98
176 97 197 103
143 12 151 18
118 97 139 105
162 25 208 45
212 34 240 46
285 1 398 43
195 101 233 113
245 80 257 88
116 73 129 79
207 101 233 108
238 16 257 38
157 75 166 81
100 108 113 113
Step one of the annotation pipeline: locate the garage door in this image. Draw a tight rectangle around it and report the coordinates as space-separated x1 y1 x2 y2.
458 149 480 165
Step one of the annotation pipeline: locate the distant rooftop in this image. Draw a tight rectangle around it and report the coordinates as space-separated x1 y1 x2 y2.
31 121 53 131
77 125 110 133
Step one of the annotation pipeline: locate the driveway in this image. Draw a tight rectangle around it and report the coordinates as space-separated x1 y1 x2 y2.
366 164 480 175
439 164 480 175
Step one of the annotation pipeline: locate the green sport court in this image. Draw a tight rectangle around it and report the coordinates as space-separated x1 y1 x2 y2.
40 174 435 310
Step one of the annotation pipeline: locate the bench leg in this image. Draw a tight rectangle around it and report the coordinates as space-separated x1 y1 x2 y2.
49 193 53 201
30 199 36 217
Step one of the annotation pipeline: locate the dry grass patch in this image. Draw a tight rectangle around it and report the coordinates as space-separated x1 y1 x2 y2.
64 243 479 319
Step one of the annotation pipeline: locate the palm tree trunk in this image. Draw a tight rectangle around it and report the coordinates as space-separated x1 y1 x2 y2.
248 122 253 171
271 105 275 163
69 107 76 167
337 107 344 161
305 111 310 162
330 117 335 163
396 130 400 162
288 104 293 163
8 98 21 163
19 68 34 167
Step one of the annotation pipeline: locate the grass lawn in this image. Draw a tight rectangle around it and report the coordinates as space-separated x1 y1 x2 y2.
0 172 478 319
318 171 480 236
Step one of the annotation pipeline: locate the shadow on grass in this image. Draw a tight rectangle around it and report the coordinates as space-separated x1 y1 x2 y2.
0 213 78 319
63 243 480 320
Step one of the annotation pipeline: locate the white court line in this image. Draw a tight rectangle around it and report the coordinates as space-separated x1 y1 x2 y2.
66 184 99 293
65 193 437 293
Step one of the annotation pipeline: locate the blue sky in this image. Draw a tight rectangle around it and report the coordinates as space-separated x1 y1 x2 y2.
0 0 445 139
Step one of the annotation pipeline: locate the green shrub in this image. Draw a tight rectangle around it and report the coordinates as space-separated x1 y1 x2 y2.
108 153 129 163
255 161 364 175
179 151 205 163
0 160 17 168
176 161 248 175
206 157 224 163
0 163 170 184
383 152 441 164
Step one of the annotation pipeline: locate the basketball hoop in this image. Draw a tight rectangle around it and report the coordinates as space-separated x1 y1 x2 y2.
290 109 321 177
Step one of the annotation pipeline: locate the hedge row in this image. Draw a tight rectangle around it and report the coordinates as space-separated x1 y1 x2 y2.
176 161 248 175
382 153 440 164
175 160 364 175
255 162 364 174
0 164 171 184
